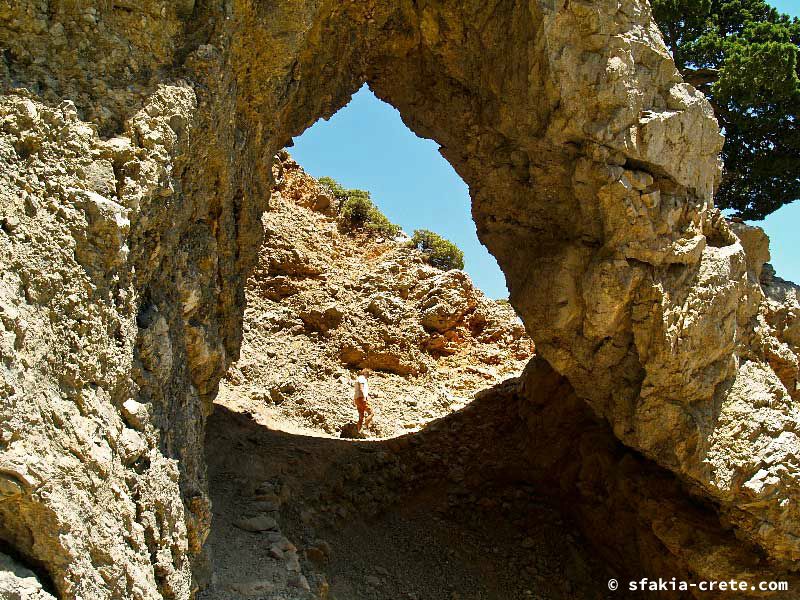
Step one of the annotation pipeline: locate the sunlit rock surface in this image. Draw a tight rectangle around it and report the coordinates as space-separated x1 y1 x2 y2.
0 0 798 598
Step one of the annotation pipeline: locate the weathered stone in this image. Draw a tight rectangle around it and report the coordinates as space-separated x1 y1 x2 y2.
0 472 24 499
233 515 279 533
418 271 478 333
0 552 56 600
1 0 798 598
287 574 311 591
299 305 344 334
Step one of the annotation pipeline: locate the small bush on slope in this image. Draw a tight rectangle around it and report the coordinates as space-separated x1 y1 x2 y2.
410 229 465 271
318 176 349 208
321 177 401 237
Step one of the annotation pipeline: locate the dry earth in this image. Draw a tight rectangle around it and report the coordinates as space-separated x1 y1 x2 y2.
200 403 628 600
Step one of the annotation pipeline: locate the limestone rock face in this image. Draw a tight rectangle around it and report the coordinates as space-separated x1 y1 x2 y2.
1 7 265 596
218 156 533 438
0 0 799 598
0 89 204 600
418 271 479 334
0 552 56 600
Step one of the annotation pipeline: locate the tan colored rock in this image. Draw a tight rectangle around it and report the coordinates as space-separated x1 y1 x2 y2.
0 552 56 600
1 0 799 597
0 88 205 600
233 515 279 533
418 271 478 333
299 304 344 334
223 156 534 436
760 263 800 400
730 220 771 282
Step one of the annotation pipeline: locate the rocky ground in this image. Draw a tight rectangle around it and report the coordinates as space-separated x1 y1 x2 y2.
200 401 626 600
198 157 628 600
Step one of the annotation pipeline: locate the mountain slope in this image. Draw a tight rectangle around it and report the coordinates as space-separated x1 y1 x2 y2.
218 154 534 438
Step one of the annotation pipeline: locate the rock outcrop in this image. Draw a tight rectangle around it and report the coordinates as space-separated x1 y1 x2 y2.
220 155 532 439
0 89 207 600
0 552 56 600
0 0 799 598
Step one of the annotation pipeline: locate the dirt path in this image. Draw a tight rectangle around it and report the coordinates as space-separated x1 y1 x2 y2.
199 399 626 600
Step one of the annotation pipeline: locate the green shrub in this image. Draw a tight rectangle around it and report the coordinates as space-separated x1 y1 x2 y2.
363 209 401 237
410 229 465 271
320 177 400 238
339 190 373 224
318 176 349 208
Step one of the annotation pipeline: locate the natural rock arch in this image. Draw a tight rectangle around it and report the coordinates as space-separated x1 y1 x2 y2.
0 1 797 598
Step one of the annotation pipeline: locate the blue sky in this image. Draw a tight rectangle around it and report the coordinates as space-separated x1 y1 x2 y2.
291 1 799 298
771 0 797 16
290 88 507 296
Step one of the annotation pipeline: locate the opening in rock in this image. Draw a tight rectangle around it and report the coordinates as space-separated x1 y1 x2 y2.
289 85 508 300
199 94 626 599
220 87 531 439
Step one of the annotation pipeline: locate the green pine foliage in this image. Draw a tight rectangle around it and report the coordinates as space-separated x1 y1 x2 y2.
339 189 373 224
410 229 465 271
316 178 464 266
652 0 800 219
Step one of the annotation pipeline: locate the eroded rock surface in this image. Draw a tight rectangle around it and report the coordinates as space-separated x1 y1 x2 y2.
0 89 202 600
219 155 532 438
0 552 56 600
0 0 799 598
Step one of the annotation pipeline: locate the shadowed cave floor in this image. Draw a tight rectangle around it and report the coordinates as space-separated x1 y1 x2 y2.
199 399 627 600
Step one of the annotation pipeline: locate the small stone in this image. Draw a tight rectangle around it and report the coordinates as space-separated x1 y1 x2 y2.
365 575 381 588
265 531 283 544
0 473 24 498
288 574 311 591
305 546 326 565
1 216 20 233
118 428 146 465
285 552 301 573
121 399 149 430
233 514 279 533
23 195 39 216
273 536 296 552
